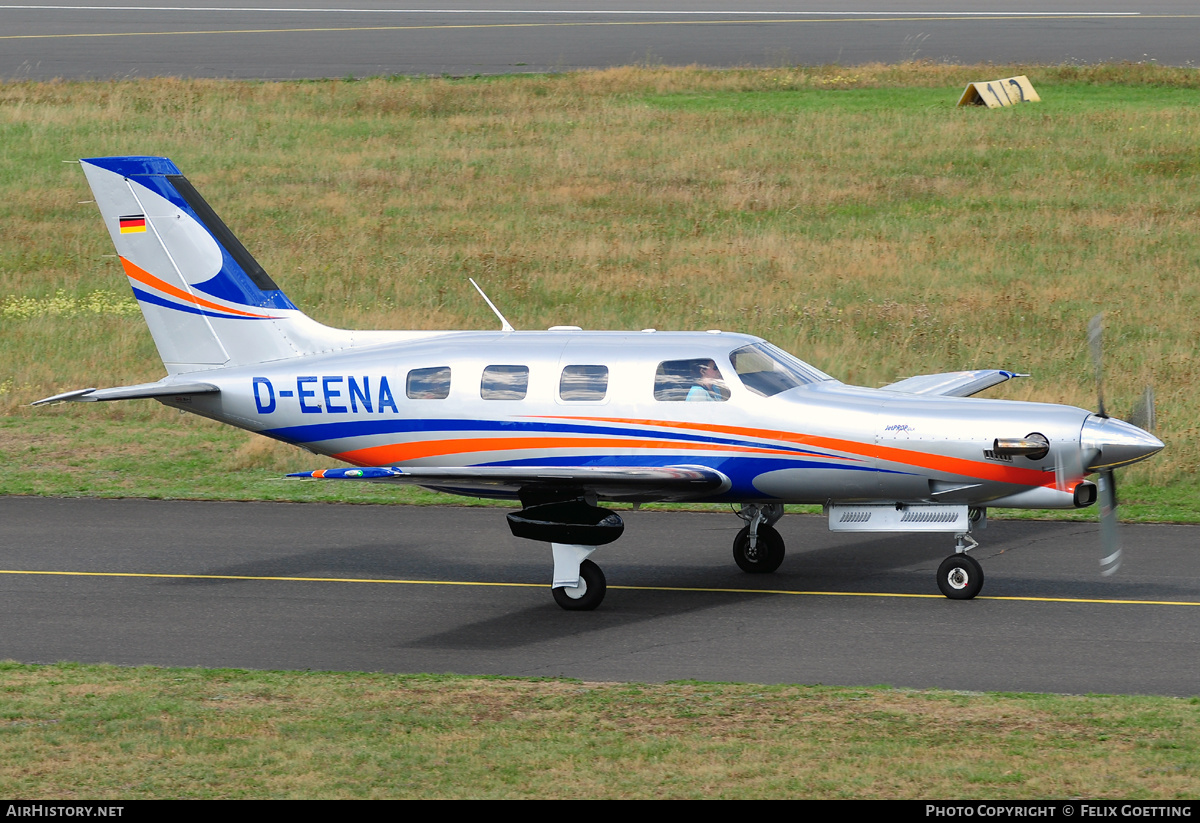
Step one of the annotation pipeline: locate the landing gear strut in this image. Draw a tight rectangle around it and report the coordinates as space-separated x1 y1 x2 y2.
733 503 786 573
507 496 622 612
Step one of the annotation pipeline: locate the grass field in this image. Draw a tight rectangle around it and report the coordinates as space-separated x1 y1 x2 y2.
2 65 1199 799
2 663 1198 799
1 63 1196 517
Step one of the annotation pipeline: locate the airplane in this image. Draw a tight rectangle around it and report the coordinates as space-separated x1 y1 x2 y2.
36 156 1165 611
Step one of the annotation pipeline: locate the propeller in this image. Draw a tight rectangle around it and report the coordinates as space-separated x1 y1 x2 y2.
1127 385 1157 433
1085 313 1157 577
1096 467 1121 576
1087 314 1107 420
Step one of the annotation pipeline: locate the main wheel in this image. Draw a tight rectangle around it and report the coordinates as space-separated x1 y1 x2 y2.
937 553 984 600
732 525 785 574
552 558 607 611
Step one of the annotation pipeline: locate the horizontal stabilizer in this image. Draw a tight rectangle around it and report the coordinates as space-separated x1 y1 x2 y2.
290 465 730 502
881 369 1027 398
33 380 219 406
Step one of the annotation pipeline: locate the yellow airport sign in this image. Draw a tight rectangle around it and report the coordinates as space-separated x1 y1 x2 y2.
958 75 1041 108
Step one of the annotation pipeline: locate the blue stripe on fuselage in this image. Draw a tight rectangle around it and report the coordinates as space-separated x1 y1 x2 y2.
259 417 843 459
478 453 901 475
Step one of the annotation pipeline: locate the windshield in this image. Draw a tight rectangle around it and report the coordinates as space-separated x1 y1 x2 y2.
730 343 833 397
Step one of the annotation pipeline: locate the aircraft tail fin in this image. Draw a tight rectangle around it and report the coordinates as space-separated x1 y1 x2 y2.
80 156 376 374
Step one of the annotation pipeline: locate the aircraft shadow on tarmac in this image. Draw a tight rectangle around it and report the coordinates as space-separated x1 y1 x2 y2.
156 541 548 588
153 518 1194 615
402 588 778 651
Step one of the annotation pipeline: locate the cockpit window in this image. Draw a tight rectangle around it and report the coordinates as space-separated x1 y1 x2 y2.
481 365 529 400
407 366 451 399
559 365 609 401
655 359 730 402
730 343 831 397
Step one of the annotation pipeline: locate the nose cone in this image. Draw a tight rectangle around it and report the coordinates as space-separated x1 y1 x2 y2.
1082 415 1164 471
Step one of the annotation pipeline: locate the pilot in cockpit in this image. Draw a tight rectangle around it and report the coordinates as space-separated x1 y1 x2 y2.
687 359 729 401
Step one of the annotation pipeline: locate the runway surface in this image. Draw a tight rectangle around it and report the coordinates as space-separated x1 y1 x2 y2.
2 496 1197 696
3 1 1199 80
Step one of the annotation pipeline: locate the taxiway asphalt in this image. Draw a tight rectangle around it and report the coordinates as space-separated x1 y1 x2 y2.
3 496 1197 696
3 1 1199 80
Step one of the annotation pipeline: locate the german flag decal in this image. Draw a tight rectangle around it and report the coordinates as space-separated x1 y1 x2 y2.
118 214 147 234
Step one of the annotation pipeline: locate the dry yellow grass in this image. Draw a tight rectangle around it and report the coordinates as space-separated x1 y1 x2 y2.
1 64 1196 507
2 663 1197 798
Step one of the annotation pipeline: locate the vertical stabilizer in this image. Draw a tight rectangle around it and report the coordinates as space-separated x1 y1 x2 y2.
81 156 363 374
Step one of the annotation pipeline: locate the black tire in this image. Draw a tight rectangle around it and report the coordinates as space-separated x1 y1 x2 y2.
552 559 607 611
732 525 785 574
937 553 984 600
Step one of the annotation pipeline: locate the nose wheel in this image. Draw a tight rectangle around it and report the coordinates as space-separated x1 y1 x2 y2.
936 552 984 600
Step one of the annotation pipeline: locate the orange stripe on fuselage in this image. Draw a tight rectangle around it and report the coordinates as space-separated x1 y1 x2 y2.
119 257 277 319
334 435 807 468
535 416 1053 487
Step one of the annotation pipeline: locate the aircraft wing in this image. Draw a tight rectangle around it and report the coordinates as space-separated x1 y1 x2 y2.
32 380 220 405
290 465 730 503
880 369 1027 398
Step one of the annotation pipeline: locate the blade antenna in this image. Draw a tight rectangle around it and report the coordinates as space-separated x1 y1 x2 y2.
469 278 515 333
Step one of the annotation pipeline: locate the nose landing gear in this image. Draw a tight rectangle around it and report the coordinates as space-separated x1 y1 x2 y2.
937 531 984 600
937 552 984 600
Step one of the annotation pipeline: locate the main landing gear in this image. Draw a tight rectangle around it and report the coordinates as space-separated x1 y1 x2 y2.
732 503 786 573
548 543 608 611
519 497 991 610
544 502 791 611
506 498 621 612
551 557 607 611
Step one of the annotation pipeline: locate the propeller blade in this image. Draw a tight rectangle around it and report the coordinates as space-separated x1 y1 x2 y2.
1127 385 1156 433
1097 468 1121 576
1087 313 1107 418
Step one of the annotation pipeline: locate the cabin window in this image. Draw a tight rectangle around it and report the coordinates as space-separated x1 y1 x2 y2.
481 365 529 400
730 343 831 397
654 359 730 402
407 366 451 399
559 365 609 402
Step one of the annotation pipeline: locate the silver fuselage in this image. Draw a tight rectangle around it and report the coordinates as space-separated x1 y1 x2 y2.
163 329 1133 508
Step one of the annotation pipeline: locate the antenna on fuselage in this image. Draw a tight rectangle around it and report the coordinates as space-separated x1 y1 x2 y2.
469 278 515 332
